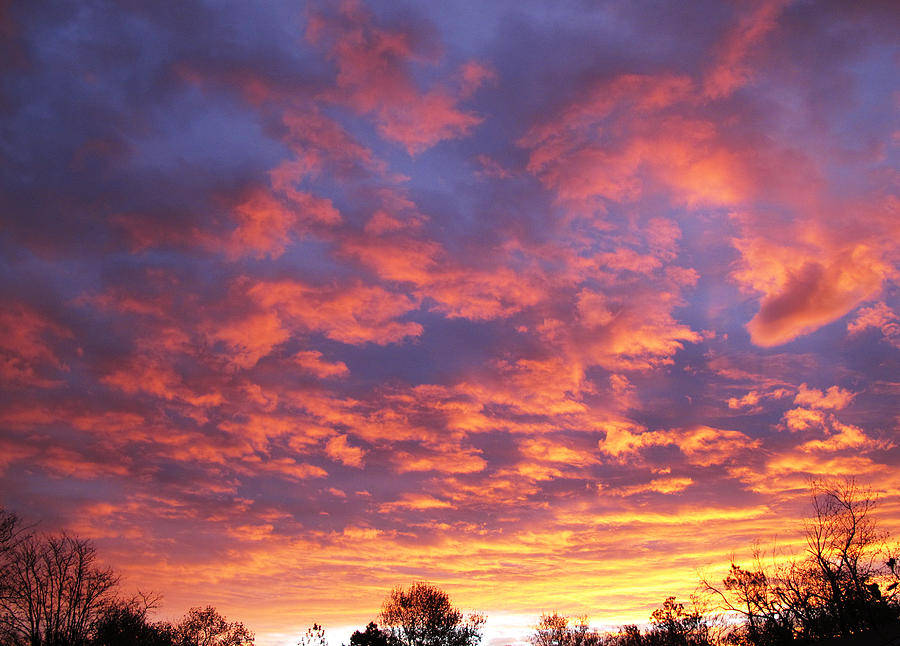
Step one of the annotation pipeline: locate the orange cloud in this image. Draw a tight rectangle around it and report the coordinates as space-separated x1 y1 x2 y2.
256 457 328 481
675 426 760 467
727 390 760 409
279 106 384 179
102 355 224 409
424 266 547 320
247 278 422 345
342 234 441 285
294 351 350 379
598 424 759 469
725 387 792 411
848 301 900 347
793 383 855 410
552 284 701 371
343 224 549 321
519 74 761 209
0 303 71 387
378 494 455 513
742 254 887 346
390 444 486 475
307 0 485 153
209 311 290 369
612 477 694 497
702 0 786 99
519 437 598 468
782 407 827 432
325 434 365 468
798 420 891 454
224 187 341 260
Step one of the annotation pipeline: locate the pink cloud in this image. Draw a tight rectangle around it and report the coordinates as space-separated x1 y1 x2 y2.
279 107 383 179
782 407 827 432
0 303 71 387
293 351 350 379
307 0 486 153
342 223 549 321
702 0 786 99
612 477 694 497
848 301 900 347
209 311 290 369
793 383 855 410
224 187 340 260
247 278 423 345
325 434 365 468
742 255 886 347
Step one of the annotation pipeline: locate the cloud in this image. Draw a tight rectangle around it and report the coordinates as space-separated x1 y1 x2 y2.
224 187 341 260
247 278 423 345
848 301 900 347
742 256 886 347
294 351 350 379
611 477 694 497
209 311 291 370
325 435 365 468
701 0 786 99
727 390 760 409
378 494 454 513
782 407 827 432
306 0 486 153
0 303 71 387
793 383 855 410
675 426 760 467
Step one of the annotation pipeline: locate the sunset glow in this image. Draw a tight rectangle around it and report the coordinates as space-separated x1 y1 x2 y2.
1 1 899 645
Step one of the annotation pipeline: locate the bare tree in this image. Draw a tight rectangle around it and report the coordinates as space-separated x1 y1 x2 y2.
803 478 890 636
704 478 900 645
0 509 27 550
0 532 119 646
92 591 175 646
702 549 801 646
176 606 254 646
380 583 484 646
647 597 714 646
298 623 328 646
530 613 602 646
0 509 29 645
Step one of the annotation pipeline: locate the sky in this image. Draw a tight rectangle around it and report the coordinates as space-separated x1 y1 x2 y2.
1 0 899 644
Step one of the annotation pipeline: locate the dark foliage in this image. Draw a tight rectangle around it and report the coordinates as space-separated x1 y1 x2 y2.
349 622 392 646
379 582 485 646
0 524 119 646
530 613 603 646
7 477 900 646
92 595 176 646
175 606 254 646
702 479 900 645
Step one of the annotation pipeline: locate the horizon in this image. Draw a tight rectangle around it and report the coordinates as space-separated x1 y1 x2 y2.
1 1 899 646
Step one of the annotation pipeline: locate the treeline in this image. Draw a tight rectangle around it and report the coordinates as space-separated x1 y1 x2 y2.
0 511 252 646
3 479 900 646
527 479 900 645
320 480 900 646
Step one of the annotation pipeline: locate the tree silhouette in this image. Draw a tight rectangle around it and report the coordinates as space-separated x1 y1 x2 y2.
530 613 602 646
647 597 713 646
803 478 891 636
379 583 484 646
92 593 176 646
348 622 391 646
0 531 119 646
175 606 254 646
299 623 328 646
704 478 900 645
